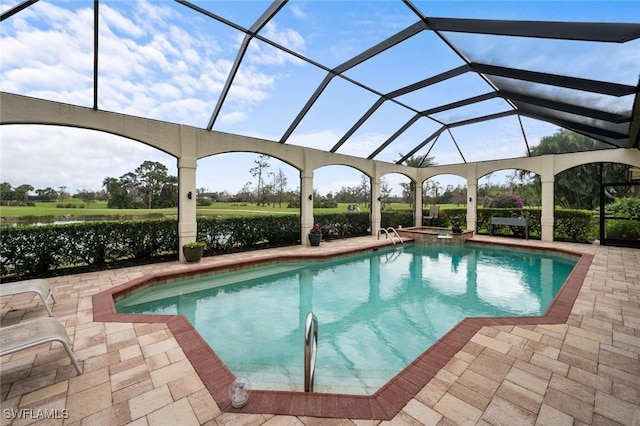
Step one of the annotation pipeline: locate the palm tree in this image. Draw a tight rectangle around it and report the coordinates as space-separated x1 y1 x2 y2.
399 154 437 206
401 154 437 168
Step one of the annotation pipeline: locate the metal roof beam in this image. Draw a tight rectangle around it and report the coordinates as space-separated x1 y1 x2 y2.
333 66 472 153
279 73 335 143
386 65 470 98
367 114 422 159
447 110 518 128
0 0 38 22
422 92 499 116
519 107 628 141
394 111 519 164
425 17 640 43
206 1 287 130
473 63 637 96
397 128 445 164
280 22 425 143
330 98 386 153
334 22 425 74
504 91 631 124
93 0 99 110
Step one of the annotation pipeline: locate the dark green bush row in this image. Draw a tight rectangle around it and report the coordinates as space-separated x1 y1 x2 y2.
381 211 414 228
1 220 178 279
554 209 593 241
314 213 370 240
196 215 300 254
56 203 86 208
287 200 339 209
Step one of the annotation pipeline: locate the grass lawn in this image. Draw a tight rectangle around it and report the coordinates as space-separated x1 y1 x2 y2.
0 201 420 220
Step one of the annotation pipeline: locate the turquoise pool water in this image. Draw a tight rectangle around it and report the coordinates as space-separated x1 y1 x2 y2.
116 243 577 394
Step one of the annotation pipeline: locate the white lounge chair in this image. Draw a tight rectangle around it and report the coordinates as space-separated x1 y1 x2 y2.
0 317 82 375
0 279 56 317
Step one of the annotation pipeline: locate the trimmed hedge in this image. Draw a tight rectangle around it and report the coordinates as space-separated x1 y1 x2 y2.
196 215 300 254
314 212 370 240
1 220 178 279
554 209 593 241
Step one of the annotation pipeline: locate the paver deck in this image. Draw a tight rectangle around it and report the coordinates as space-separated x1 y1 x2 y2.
1 235 639 425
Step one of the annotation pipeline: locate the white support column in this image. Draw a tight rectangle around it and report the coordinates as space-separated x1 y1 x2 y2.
541 174 555 242
466 183 478 232
300 169 314 246
414 180 423 227
371 177 381 235
177 125 198 262
177 156 197 262
466 166 478 233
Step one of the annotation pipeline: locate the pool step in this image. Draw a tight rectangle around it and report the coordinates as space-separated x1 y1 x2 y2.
118 264 306 307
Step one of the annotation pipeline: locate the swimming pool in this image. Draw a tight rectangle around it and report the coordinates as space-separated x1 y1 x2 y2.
115 243 577 395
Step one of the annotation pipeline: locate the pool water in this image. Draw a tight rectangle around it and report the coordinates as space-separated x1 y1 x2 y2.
116 243 577 394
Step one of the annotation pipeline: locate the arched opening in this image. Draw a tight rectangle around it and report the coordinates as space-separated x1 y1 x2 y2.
553 162 636 244
196 153 300 211
421 174 467 228
313 165 371 239
0 124 177 220
314 165 369 208
477 169 542 238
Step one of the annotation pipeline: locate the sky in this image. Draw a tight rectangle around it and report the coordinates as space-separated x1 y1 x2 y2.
1 0 638 197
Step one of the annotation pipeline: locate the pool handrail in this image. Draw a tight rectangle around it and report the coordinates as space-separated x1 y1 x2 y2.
304 311 318 392
378 227 403 245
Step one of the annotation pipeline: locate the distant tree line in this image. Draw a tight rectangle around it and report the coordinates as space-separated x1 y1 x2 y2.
103 161 178 209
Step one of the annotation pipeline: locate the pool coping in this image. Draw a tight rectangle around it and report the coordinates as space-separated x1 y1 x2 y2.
92 241 593 420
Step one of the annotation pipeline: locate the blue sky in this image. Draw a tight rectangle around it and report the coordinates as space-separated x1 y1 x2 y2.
1 0 638 196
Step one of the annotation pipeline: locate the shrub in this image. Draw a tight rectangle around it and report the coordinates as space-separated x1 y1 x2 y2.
603 197 640 241
606 220 640 240
196 199 212 206
1 219 178 279
314 200 338 209
314 212 369 240
554 209 592 242
488 193 524 208
381 210 414 228
606 197 640 218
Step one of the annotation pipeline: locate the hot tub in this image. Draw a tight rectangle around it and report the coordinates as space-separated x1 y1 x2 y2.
396 226 474 245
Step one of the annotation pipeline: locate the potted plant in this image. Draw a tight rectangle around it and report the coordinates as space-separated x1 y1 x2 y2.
183 241 206 263
309 223 322 246
451 216 463 234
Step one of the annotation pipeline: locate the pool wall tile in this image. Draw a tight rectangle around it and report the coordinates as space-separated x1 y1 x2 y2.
91 240 594 421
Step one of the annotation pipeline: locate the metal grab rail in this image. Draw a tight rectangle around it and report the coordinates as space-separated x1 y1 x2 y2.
388 227 403 244
304 312 318 392
378 227 403 245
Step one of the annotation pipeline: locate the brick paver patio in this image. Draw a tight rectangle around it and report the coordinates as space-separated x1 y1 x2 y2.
1 236 639 425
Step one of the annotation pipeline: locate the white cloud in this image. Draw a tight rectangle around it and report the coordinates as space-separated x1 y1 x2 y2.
247 23 306 66
290 3 308 20
220 111 247 124
100 3 145 38
0 125 176 193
